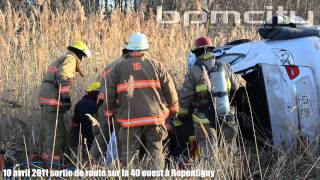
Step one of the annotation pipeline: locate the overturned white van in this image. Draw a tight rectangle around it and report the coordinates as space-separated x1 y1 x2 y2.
216 36 320 150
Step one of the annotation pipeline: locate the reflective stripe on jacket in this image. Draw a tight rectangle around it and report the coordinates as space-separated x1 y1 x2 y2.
117 109 170 127
116 80 161 93
106 52 179 127
39 97 62 107
38 52 78 111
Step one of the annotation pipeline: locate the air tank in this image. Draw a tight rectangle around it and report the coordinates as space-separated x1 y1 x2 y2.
210 61 230 115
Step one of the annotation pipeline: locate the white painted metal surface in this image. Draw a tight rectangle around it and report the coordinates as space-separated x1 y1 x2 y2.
220 36 320 149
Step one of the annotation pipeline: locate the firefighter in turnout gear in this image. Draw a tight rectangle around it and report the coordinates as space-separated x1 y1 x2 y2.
179 36 246 158
105 33 179 169
37 41 91 163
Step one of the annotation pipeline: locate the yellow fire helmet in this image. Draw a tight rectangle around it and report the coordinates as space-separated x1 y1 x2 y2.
69 41 92 58
86 82 101 92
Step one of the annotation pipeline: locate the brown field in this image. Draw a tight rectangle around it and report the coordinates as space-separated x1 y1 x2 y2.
1 0 320 179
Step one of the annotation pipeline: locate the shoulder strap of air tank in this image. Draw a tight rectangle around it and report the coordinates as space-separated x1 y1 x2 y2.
194 60 216 73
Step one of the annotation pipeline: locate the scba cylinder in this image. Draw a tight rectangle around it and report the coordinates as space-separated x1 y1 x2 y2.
210 61 230 115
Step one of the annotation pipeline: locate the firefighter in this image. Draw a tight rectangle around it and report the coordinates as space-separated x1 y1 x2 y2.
89 49 128 162
68 82 101 155
105 33 179 169
37 41 91 163
179 36 246 158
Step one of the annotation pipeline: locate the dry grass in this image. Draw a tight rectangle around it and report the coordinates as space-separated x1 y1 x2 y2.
1 0 320 179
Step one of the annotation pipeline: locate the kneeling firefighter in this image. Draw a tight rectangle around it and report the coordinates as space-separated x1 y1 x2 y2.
68 82 101 154
179 36 246 158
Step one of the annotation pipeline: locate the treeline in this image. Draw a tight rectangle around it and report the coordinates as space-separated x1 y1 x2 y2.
1 0 201 13
1 0 319 24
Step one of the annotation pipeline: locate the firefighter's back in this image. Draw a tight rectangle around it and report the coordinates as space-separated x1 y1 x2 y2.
106 33 178 170
114 52 169 123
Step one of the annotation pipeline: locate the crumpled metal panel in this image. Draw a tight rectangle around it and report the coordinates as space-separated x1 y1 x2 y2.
261 64 320 149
